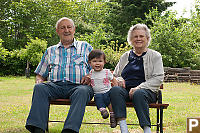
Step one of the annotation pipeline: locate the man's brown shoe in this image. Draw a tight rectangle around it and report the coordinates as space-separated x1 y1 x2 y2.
110 114 117 128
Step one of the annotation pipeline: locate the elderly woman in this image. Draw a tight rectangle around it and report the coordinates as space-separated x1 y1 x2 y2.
110 24 164 133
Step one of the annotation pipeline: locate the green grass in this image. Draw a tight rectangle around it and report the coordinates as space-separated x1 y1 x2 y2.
0 76 200 133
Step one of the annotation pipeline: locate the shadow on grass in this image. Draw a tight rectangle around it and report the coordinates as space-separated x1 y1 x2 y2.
1 127 28 133
2 128 62 133
48 129 62 133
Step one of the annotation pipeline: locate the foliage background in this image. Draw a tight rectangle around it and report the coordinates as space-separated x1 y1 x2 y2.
0 0 200 76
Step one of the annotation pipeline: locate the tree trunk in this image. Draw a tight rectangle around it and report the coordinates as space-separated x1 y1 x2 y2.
25 60 30 78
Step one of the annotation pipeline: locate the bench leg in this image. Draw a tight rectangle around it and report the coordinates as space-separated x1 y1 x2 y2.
46 124 49 133
46 104 50 133
160 107 164 133
156 108 160 133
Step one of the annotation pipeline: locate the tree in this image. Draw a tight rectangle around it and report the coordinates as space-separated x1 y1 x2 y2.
103 0 174 42
17 37 47 78
146 8 200 69
0 0 52 50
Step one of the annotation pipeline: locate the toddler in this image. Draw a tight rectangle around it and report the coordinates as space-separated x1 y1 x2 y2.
88 49 118 128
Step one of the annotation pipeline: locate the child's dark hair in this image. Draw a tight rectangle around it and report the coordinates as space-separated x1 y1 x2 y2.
88 49 106 62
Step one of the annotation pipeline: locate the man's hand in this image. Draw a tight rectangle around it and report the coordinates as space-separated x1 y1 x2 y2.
81 74 91 85
35 75 45 84
36 79 44 84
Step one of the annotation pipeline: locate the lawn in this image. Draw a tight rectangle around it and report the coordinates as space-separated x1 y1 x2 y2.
0 76 199 133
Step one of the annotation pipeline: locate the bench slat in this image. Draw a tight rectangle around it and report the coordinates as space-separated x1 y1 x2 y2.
49 99 169 109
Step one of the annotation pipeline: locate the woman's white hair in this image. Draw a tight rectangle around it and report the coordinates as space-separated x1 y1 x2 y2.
127 23 151 47
55 17 75 29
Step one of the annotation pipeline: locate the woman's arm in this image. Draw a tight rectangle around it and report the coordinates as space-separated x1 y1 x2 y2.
138 50 164 90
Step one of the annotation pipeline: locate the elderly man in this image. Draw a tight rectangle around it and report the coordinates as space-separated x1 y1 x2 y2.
25 17 94 133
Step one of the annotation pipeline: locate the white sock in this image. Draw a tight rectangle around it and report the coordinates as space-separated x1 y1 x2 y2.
119 120 129 133
144 126 151 133
99 107 106 112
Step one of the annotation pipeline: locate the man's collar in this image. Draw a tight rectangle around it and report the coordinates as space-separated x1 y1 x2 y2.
57 42 63 48
57 39 77 49
73 39 78 49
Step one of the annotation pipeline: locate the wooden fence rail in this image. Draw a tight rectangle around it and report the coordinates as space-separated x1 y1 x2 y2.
164 67 200 84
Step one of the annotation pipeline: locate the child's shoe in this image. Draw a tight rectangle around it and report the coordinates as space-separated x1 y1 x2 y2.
100 109 109 119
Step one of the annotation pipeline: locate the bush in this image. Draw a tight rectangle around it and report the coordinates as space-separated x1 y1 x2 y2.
0 38 47 76
146 9 200 69
0 39 8 61
103 41 131 70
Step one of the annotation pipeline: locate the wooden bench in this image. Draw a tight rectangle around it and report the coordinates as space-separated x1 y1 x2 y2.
48 84 169 133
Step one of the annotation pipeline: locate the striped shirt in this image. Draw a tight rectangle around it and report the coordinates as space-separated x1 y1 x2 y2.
35 39 93 84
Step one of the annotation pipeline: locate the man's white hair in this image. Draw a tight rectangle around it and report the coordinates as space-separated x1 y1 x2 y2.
55 17 75 29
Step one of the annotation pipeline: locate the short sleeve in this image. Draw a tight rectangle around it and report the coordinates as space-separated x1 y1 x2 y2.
34 49 49 78
106 69 113 80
